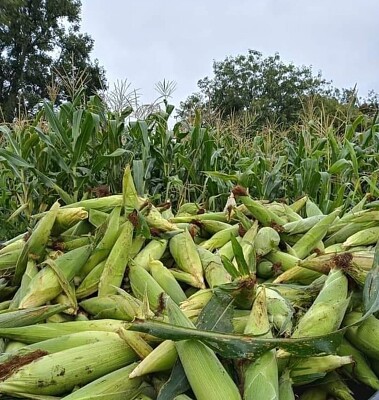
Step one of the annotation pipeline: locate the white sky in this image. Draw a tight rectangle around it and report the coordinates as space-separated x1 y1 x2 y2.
81 0 379 108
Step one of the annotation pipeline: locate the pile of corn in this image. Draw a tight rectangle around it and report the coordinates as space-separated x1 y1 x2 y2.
0 168 379 400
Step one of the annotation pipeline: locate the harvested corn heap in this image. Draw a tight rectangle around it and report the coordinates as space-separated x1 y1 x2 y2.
0 167 379 399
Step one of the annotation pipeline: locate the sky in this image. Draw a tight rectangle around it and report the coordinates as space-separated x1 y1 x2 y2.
80 0 379 109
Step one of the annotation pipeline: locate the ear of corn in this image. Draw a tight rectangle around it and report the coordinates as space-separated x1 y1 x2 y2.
79 295 136 320
98 220 134 296
288 196 308 213
169 230 205 288
283 215 324 234
343 226 379 248
51 207 88 236
199 224 239 251
0 319 126 343
254 227 280 257
79 206 121 279
0 239 25 256
318 371 355 400
305 199 323 217
343 312 379 360
129 261 165 311
76 260 106 299
292 208 340 259
288 355 353 385
265 288 294 336
18 245 92 308
166 298 242 400
232 187 285 226
117 327 153 359
128 340 178 378
197 247 232 288
279 369 295 400
61 362 143 400
13 201 60 285
337 338 379 390
149 259 187 305
243 287 279 400
133 239 168 271
292 268 349 338
0 337 138 395
0 331 124 364
10 258 38 308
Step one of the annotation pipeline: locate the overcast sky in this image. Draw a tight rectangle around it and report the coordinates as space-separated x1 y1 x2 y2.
81 0 379 108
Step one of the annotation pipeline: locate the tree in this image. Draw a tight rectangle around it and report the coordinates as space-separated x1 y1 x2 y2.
0 0 106 122
179 50 333 128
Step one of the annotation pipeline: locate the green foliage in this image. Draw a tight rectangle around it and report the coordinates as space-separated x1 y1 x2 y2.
0 0 106 122
179 50 378 131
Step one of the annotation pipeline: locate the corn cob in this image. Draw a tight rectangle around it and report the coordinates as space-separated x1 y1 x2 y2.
337 338 379 390
343 312 379 360
76 259 106 299
292 208 340 259
79 295 138 320
305 199 323 217
272 266 321 285
79 206 121 279
254 226 280 257
0 337 138 395
289 196 308 213
170 230 205 288
279 369 295 400
265 288 294 336
129 339 178 378
13 201 60 285
288 355 353 385
218 236 242 260
265 249 300 271
199 224 239 251
88 208 109 227
129 261 166 311
343 226 379 248
232 186 286 227
0 319 126 343
197 247 232 288
292 268 349 338
98 220 134 296
166 298 242 400
170 269 204 288
283 215 324 234
243 287 279 400
195 220 233 236
170 212 228 223
10 258 38 308
0 331 124 364
133 239 168 271
149 259 187 305
318 371 355 400
117 328 153 359
257 259 276 279
61 362 143 400
179 289 213 313
50 207 88 236
143 204 180 232
0 239 25 255
324 221 377 246
62 194 124 211
18 245 92 308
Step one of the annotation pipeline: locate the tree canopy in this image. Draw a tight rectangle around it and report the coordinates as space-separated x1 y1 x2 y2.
179 50 357 128
0 0 106 122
